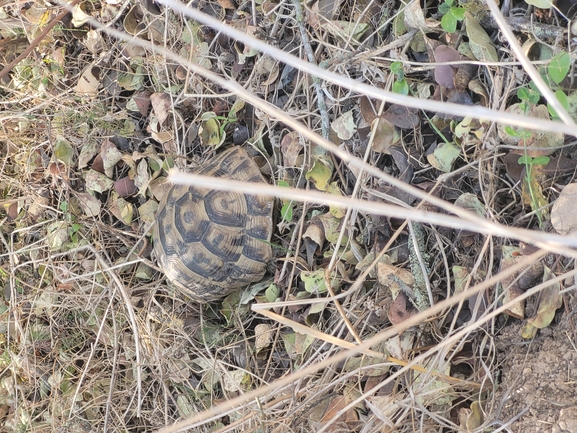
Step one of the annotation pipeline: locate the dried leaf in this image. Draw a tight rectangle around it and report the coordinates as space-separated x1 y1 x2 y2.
377 263 415 293
331 110 356 140
413 361 453 406
303 220 325 263
123 5 145 35
382 105 420 129
114 177 137 197
222 369 249 392
76 192 101 217
150 93 172 125
524 0 554 9
110 197 134 225
520 162 549 222
138 200 158 225
254 323 273 352
305 157 332 191
326 182 346 218
79 140 99 169
454 193 486 218
199 112 224 148
388 291 417 325
317 212 343 244
326 21 369 43
371 117 398 153
366 394 403 425
465 12 498 62
85 169 114 193
360 96 378 124
75 65 101 96
281 131 303 166
46 221 69 250
344 356 389 376
458 401 484 431
71 3 93 27
467 79 488 105
527 266 562 329
403 0 427 30
552 183 577 235
100 139 122 178
7 202 20 220
127 90 151 116
434 45 460 88
217 0 236 9
499 246 544 319
319 395 358 424
134 159 150 196
427 141 460 173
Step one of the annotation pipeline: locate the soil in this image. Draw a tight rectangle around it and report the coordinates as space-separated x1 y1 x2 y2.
492 291 577 433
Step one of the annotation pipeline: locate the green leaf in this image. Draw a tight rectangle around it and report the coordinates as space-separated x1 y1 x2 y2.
199 114 224 147
392 79 409 95
441 13 457 33
301 270 327 294
517 88 530 102
547 89 569 119
504 126 531 139
504 126 517 137
265 284 280 302
390 61 403 76
548 52 571 84
532 156 551 165
438 2 451 14
54 138 74 166
517 155 533 165
515 83 542 109
281 202 293 221
277 180 294 221
228 99 245 121
450 7 466 20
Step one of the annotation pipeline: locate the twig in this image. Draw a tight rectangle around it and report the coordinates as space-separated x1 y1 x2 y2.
290 0 330 139
481 15 567 41
0 0 80 82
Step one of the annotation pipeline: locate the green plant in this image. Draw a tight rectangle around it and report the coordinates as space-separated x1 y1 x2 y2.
504 125 532 141
277 180 294 222
199 99 245 147
390 61 409 95
545 52 570 119
513 52 571 119
518 154 550 227
517 85 541 115
439 0 465 33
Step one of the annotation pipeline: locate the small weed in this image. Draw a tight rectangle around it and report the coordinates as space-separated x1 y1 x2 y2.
390 61 409 95
513 52 571 120
439 0 465 33
518 154 551 228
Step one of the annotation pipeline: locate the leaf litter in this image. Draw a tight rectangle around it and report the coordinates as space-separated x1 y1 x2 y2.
1 0 577 431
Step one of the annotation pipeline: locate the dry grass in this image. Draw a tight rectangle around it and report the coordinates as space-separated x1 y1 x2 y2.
1 0 577 431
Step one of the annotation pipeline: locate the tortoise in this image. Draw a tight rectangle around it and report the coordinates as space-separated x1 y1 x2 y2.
154 146 274 302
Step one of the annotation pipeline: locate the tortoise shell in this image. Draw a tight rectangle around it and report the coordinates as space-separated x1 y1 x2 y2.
154 147 273 302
